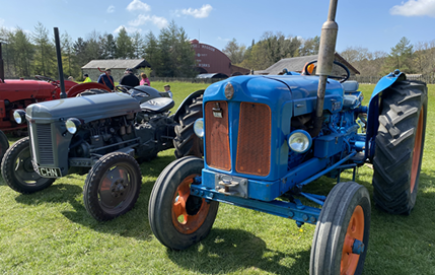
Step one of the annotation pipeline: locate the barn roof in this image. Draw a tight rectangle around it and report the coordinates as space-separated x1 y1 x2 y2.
81 59 151 69
261 53 360 75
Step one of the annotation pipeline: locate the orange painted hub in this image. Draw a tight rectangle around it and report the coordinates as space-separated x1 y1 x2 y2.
171 174 210 234
341 205 364 275
410 107 424 193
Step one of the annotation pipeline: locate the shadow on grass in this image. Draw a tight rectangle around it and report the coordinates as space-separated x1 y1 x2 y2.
167 228 310 274
12 155 177 240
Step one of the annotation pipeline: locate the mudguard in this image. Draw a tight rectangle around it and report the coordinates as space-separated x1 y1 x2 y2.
365 70 407 161
173 90 204 122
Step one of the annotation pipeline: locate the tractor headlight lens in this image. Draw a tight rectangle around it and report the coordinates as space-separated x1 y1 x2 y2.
288 130 312 153
65 118 81 134
13 110 26 124
194 118 204 138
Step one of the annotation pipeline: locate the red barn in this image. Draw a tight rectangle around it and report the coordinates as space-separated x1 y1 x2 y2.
190 39 250 77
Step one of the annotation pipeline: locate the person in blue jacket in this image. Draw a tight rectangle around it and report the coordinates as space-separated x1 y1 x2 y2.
97 68 114 90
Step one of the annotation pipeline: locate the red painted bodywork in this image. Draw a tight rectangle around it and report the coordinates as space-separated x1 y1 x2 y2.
0 79 76 132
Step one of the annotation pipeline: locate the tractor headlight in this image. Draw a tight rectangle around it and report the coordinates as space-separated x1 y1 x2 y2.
65 118 81 134
13 110 26 124
194 118 204 138
288 130 312 153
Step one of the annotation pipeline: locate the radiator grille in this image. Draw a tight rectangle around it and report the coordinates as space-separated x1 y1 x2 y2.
36 124 54 165
236 103 271 176
205 101 231 170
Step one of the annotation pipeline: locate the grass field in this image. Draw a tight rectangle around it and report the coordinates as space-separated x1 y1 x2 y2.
0 81 434 274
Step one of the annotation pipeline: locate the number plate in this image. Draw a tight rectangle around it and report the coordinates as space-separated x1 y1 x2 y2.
38 167 62 178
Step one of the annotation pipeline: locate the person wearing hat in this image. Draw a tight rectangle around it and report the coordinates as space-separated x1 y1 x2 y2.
97 68 115 90
119 68 140 87
83 74 92 83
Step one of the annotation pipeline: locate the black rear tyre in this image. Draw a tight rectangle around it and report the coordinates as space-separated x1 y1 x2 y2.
310 182 371 275
1 137 54 194
83 152 141 221
173 94 204 158
0 130 9 164
372 80 427 214
148 156 219 250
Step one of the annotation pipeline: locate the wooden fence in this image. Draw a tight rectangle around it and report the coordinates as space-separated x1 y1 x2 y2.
349 74 435 84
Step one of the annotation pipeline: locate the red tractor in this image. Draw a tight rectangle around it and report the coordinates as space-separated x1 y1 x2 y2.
0 43 111 162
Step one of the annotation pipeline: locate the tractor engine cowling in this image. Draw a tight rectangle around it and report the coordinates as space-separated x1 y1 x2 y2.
201 75 345 200
25 93 141 177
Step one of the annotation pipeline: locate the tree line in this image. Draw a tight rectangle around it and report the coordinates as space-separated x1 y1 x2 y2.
224 35 435 77
2 21 434 79
223 33 320 70
0 21 196 80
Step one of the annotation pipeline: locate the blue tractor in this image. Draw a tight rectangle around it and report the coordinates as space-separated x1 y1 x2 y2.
148 1 428 274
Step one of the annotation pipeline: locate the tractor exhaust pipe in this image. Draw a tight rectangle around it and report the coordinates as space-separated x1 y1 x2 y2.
0 43 5 83
54 27 67 99
310 0 339 137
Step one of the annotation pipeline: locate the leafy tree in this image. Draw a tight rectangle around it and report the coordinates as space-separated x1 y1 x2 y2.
382 37 414 74
413 40 435 75
143 31 159 74
61 31 74 77
155 22 195 77
72 37 88 72
340 46 387 76
131 32 144 59
299 36 320 56
115 28 133 59
101 33 117 59
33 22 56 77
223 38 246 64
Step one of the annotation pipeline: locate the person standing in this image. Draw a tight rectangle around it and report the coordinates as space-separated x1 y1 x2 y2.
119 68 140 87
83 74 92 83
97 68 114 90
163 84 173 98
140 73 150 86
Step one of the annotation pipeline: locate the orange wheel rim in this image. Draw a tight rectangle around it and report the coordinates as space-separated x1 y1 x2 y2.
411 107 424 193
171 174 210 234
341 205 364 275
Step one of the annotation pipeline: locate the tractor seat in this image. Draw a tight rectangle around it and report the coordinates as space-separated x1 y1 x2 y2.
342 80 359 93
140 97 175 113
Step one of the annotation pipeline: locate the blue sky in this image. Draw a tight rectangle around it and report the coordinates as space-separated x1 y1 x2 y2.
1 0 435 54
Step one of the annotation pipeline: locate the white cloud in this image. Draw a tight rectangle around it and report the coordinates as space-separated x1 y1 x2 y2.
126 0 151 12
217 37 230 42
114 25 142 34
181 4 213 18
107 5 115 13
129 14 168 29
390 0 435 17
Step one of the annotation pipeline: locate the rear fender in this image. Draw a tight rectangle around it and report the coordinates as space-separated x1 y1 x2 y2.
366 70 406 161
173 90 204 123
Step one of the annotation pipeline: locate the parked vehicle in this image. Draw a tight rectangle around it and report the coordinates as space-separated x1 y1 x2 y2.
148 1 427 274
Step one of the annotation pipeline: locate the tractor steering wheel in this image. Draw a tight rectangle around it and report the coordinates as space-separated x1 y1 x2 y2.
116 85 151 97
302 60 350 83
35 75 60 87
116 85 132 94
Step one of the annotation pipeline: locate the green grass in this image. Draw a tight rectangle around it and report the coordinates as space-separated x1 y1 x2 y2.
0 82 434 274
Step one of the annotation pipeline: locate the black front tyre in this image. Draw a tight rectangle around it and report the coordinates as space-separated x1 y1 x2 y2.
0 130 10 164
148 156 219 250
1 137 55 194
83 152 141 221
310 182 371 275
372 80 427 214
173 94 204 158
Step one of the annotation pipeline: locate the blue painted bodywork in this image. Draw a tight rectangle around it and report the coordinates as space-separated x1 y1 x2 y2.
192 71 397 225
365 70 406 160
